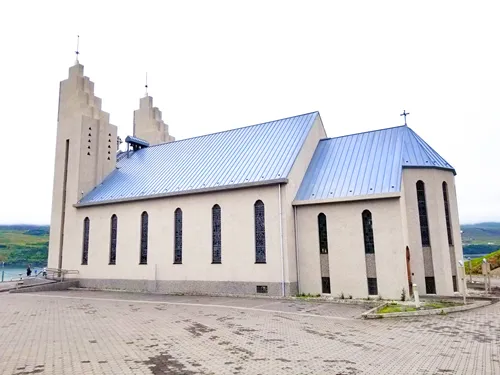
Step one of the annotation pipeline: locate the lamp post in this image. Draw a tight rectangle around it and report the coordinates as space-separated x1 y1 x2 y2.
468 257 472 282
1 262 4 282
458 260 467 305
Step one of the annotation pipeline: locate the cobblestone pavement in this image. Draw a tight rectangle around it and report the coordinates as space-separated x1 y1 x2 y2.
0 291 499 375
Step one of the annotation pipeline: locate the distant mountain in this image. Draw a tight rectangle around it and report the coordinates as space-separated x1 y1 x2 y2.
461 222 500 245
0 225 49 267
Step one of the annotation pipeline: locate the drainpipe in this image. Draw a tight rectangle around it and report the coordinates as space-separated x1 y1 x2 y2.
278 184 285 297
294 206 300 295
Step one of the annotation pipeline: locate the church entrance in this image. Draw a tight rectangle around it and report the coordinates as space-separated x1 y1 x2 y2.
406 246 413 295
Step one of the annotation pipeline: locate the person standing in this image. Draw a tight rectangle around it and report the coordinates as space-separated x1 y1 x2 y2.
26 264 32 277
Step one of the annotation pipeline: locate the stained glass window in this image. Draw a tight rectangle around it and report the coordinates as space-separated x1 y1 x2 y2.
109 214 117 265
254 200 266 263
442 182 453 246
318 213 328 254
174 208 182 264
212 205 221 264
82 217 89 265
140 211 148 264
416 181 430 246
362 210 375 254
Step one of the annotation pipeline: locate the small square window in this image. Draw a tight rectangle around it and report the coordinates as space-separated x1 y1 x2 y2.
256 285 268 294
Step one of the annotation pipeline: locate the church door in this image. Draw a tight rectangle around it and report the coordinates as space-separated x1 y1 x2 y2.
406 246 413 295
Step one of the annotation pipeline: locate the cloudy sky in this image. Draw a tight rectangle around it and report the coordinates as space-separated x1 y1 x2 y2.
0 1 498 225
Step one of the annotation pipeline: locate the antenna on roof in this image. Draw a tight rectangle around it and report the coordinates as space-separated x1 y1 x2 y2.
145 72 148 96
75 35 80 64
400 110 410 126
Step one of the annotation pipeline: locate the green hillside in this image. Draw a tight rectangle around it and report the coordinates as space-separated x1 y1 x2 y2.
461 222 500 245
0 225 49 267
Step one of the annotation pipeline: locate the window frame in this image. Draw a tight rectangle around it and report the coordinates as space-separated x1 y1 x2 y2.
362 210 375 254
109 214 117 265
254 200 266 264
318 213 328 254
174 208 183 264
82 217 90 265
139 211 148 265
212 204 222 264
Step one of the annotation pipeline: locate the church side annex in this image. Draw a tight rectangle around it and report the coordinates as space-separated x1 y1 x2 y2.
48 61 464 299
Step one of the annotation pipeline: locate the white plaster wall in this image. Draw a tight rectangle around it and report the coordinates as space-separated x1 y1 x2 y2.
402 168 463 295
296 197 407 299
61 185 283 284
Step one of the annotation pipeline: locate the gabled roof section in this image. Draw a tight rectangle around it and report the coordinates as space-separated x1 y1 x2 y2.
295 125 455 202
79 112 319 206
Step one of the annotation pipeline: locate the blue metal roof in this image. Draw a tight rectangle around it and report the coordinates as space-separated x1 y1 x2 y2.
295 125 455 202
79 112 319 205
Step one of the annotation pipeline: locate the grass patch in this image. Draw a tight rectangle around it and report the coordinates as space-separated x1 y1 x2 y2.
464 249 500 274
296 293 321 299
378 304 417 313
377 300 462 314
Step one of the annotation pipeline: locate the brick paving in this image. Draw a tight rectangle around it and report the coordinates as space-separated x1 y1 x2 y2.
0 291 499 375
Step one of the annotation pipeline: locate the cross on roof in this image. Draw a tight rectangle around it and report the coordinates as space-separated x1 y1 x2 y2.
400 110 410 126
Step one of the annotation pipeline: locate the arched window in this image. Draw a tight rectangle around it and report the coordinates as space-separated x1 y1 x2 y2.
109 214 117 265
442 182 453 246
318 213 328 254
212 204 221 264
140 211 148 264
362 210 375 254
82 217 90 265
174 208 183 264
254 200 266 263
416 181 430 246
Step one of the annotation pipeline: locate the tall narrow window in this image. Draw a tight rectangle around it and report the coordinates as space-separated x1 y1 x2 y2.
109 214 117 265
140 211 148 265
254 200 266 263
174 208 182 264
442 182 453 246
362 210 375 254
416 181 430 246
82 217 90 265
318 213 328 254
367 278 378 295
212 204 221 264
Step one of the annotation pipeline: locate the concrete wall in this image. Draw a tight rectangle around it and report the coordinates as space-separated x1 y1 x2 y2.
402 168 463 295
296 197 408 299
61 185 295 296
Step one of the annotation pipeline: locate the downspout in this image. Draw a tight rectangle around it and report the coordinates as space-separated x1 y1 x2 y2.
278 184 285 297
294 205 300 295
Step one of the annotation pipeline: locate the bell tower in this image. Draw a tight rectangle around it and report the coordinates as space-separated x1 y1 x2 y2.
133 76 175 145
48 53 118 270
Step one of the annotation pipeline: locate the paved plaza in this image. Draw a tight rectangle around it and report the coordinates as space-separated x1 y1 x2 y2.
0 291 499 375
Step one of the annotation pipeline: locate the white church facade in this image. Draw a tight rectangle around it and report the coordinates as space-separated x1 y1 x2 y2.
48 62 464 299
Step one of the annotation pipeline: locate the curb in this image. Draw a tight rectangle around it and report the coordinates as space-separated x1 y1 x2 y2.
362 300 491 319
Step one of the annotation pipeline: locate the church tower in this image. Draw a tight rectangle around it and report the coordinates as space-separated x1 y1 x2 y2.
48 60 118 270
133 90 175 145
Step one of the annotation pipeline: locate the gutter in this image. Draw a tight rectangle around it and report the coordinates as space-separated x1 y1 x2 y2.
293 205 300 295
76 178 289 208
278 184 285 297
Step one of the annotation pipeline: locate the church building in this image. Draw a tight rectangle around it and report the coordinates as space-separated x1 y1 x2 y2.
48 61 464 299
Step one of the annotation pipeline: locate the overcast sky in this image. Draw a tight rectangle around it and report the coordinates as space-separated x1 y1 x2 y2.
0 1 498 225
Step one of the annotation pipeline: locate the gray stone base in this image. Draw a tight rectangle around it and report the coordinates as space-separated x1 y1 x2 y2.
78 279 298 297
10 280 79 293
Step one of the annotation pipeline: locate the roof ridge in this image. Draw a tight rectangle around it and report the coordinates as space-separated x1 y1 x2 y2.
320 125 407 142
141 111 319 149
